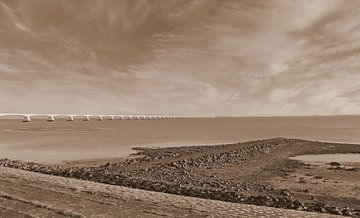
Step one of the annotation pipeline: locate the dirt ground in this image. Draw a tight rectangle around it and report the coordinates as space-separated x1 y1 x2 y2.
2 138 360 217
269 162 360 207
0 167 338 218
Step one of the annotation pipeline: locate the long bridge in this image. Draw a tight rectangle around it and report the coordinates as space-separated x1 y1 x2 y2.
0 113 185 122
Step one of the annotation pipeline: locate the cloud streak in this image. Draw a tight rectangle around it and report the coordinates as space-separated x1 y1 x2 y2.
0 0 359 116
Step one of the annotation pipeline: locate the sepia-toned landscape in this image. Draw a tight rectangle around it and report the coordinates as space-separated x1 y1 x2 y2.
1 0 360 217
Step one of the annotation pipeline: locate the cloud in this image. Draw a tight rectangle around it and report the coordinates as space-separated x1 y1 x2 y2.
0 0 359 116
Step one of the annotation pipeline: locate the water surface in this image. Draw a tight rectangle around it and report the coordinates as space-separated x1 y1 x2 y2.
290 153 360 163
1 116 360 163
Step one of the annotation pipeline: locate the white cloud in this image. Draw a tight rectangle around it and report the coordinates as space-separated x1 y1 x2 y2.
0 0 359 116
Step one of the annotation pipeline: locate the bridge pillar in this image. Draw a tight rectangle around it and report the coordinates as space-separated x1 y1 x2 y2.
23 115 31 122
47 116 55 122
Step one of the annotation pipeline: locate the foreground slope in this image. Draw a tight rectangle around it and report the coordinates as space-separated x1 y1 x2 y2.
0 167 340 218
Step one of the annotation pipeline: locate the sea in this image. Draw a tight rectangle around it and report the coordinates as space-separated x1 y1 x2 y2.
1 116 360 163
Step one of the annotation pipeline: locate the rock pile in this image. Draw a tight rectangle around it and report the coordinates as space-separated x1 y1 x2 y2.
1 138 359 217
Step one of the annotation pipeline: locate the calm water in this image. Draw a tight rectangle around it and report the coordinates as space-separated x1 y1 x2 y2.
1 116 360 163
290 154 360 163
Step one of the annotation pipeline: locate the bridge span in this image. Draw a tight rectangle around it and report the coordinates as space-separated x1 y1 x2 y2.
0 113 184 122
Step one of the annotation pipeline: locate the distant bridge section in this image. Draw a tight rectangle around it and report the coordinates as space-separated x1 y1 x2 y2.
0 113 185 122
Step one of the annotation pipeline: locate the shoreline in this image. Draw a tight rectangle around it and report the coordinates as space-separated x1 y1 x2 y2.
2 116 360 163
2 137 360 165
2 138 360 217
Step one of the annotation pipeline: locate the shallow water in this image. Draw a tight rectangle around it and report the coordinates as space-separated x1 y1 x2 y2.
1 116 360 162
290 154 360 163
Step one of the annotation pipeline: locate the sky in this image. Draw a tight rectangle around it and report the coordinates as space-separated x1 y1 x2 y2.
0 0 360 116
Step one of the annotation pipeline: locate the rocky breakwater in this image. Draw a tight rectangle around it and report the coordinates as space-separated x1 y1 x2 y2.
1 138 359 217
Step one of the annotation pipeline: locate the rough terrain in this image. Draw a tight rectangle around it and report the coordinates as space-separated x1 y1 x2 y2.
0 167 339 218
1 138 360 217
